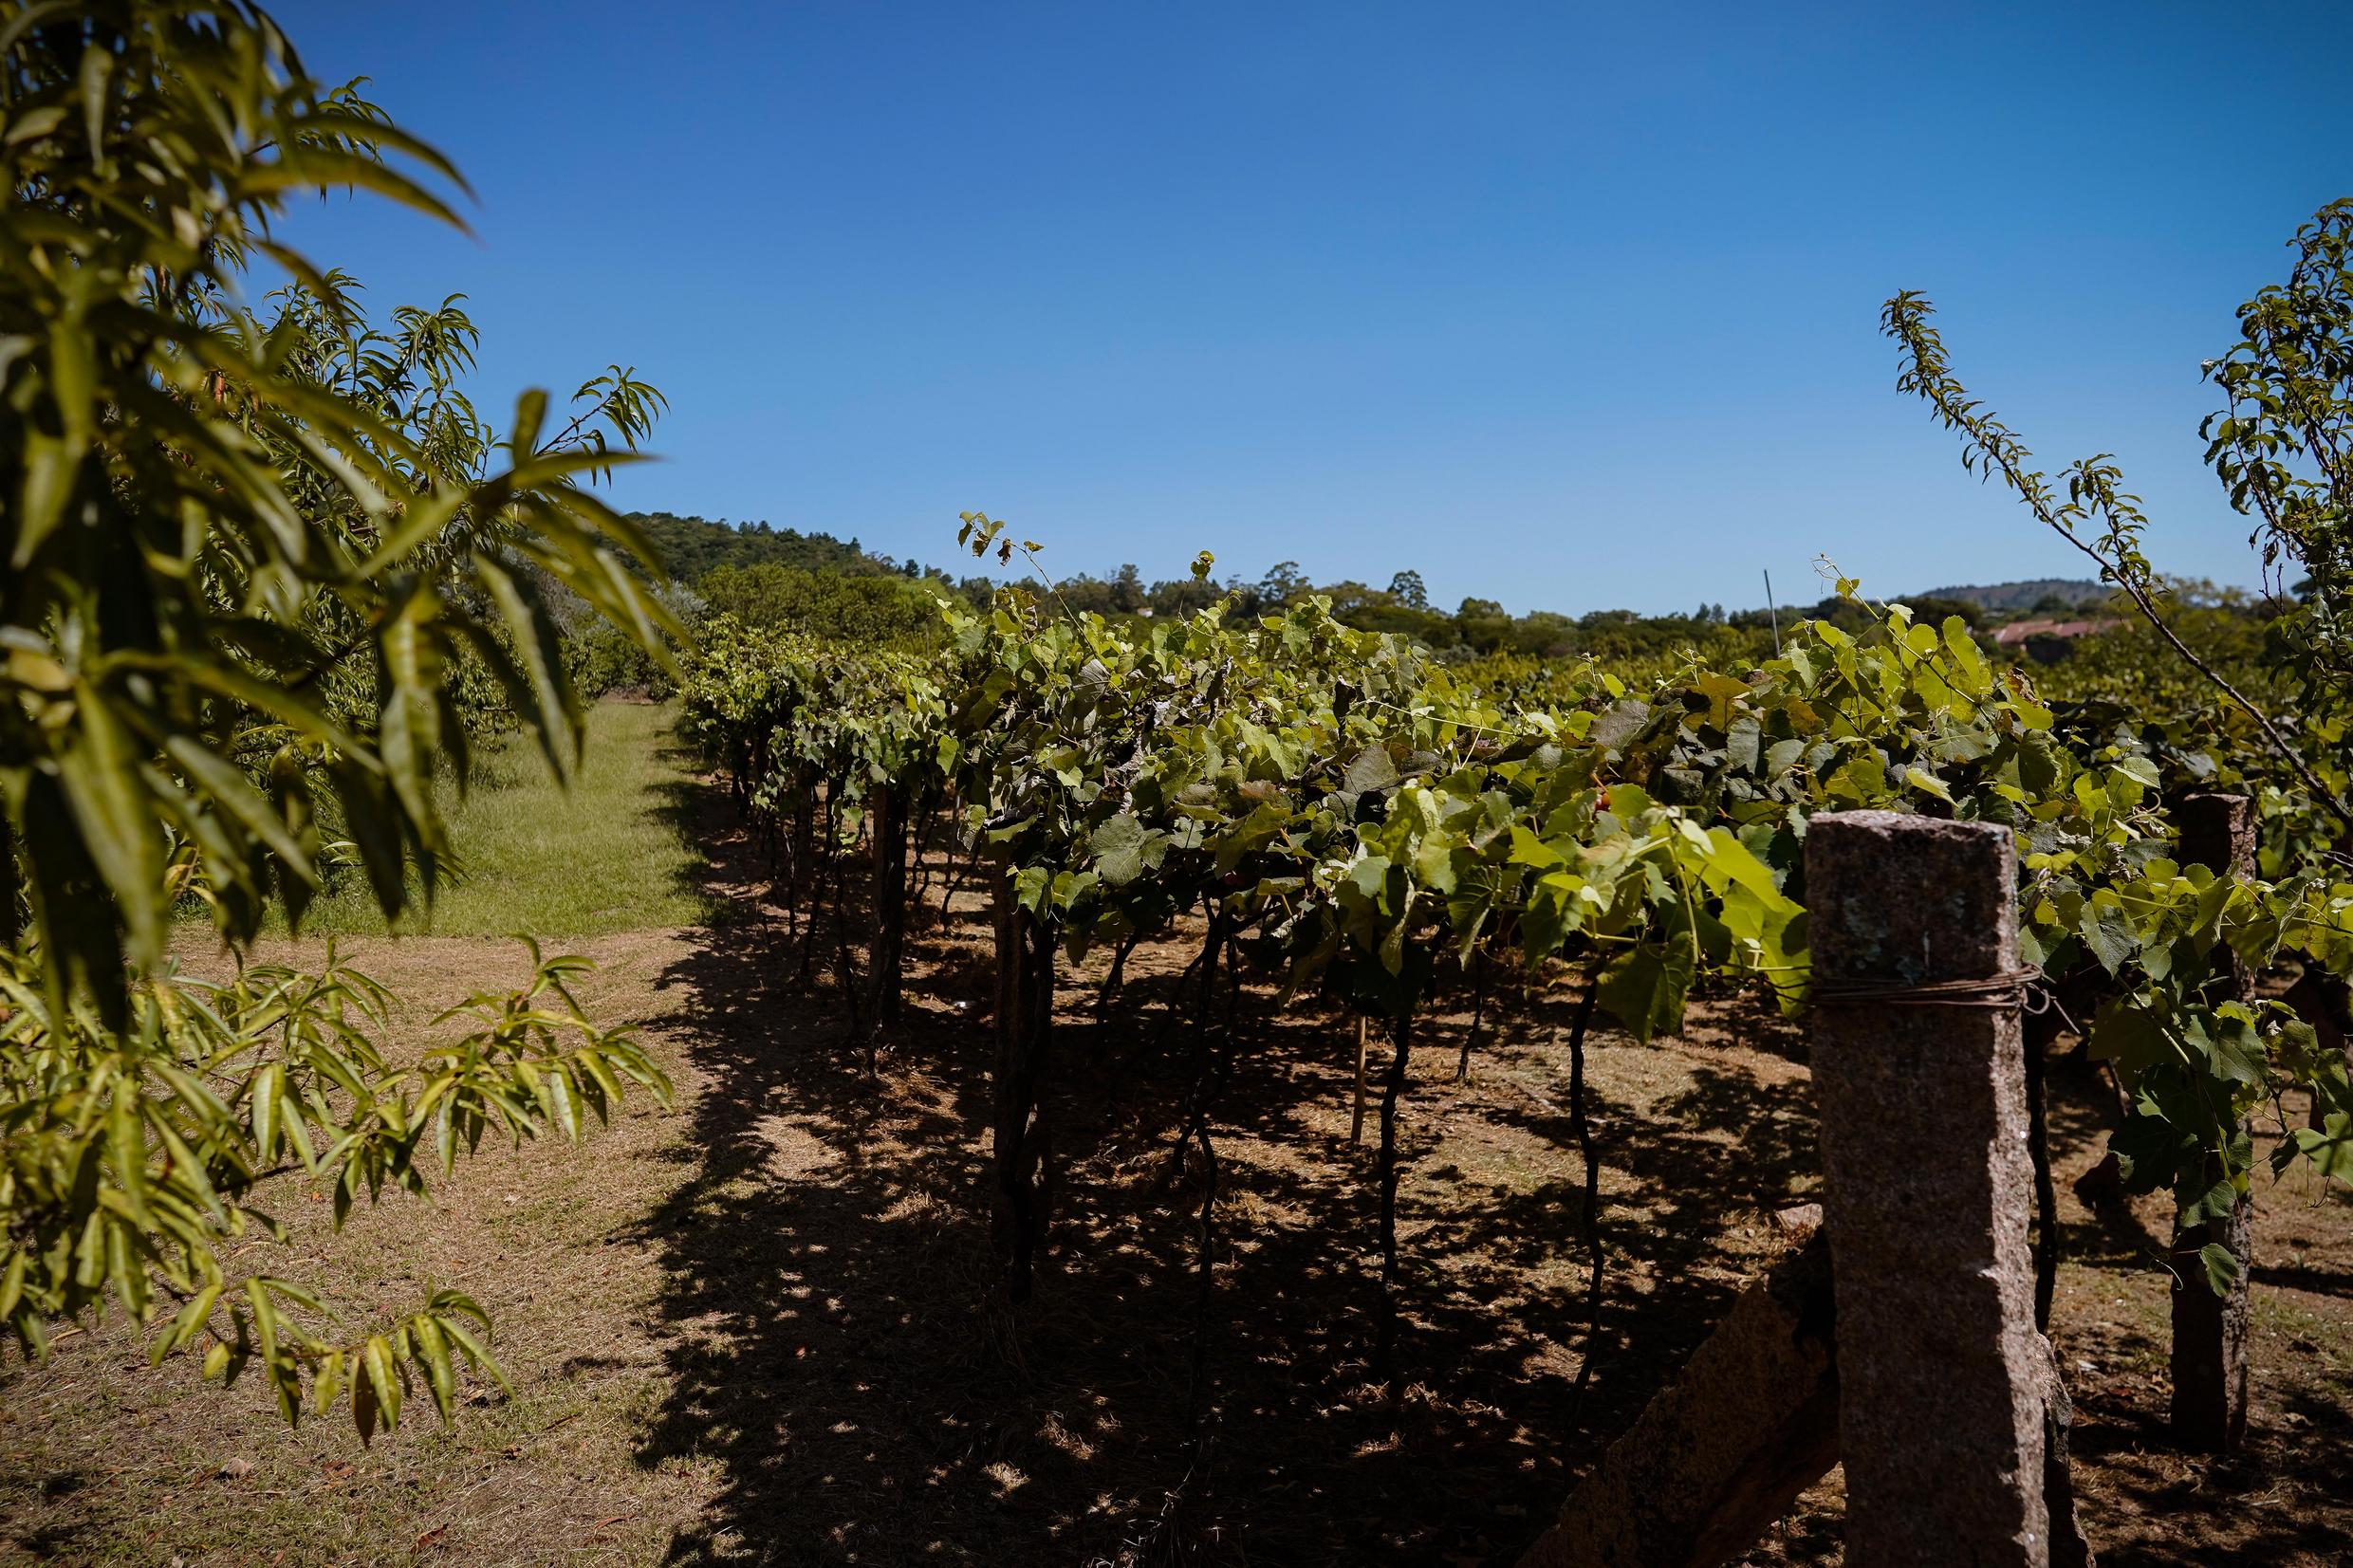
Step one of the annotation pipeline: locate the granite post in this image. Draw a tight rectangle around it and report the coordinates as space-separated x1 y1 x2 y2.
1808 811 2065 1567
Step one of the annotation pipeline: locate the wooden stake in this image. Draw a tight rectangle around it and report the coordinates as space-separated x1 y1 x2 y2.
1349 1015 1370 1144
2171 791 2253 1455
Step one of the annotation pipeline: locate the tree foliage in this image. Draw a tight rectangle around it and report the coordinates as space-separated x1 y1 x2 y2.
698 562 948 649
1 1 680 1009
1884 278 2353 834
0 0 674 1432
2202 199 2353 718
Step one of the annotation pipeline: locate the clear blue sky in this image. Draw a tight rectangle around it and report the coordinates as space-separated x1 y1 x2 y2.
269 1 2353 615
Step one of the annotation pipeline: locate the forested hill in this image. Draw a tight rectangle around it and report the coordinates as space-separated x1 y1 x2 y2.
625 512 928 581
1924 578 2107 613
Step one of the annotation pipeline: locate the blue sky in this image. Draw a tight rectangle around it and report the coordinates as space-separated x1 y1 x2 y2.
269 1 2353 615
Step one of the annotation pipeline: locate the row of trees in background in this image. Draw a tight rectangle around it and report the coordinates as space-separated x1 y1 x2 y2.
621 509 2295 688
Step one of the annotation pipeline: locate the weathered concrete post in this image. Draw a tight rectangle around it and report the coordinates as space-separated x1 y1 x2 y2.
2171 792 2253 1454
1510 813 2090 1568
1513 1235 1841 1568
1808 811 2065 1567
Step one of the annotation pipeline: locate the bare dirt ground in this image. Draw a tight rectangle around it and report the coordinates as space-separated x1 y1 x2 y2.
3 767 2348 1565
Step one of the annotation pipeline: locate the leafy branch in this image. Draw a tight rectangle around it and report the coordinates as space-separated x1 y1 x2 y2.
0 942 667 1438
1881 290 2353 833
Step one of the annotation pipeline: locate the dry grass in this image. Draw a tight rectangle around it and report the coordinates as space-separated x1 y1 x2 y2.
0 932 712 1566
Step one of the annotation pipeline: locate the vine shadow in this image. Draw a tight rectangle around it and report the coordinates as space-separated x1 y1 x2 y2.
633 771 2308 1565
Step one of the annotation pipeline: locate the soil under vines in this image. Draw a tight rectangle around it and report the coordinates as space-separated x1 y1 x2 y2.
4 760 2349 1566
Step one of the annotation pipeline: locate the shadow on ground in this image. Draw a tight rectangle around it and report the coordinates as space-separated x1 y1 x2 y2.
621 776 1826 1566
624 772 2353 1567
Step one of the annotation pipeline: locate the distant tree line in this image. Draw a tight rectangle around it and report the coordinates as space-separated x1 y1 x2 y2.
1044 558 1989 663
617 513 2270 671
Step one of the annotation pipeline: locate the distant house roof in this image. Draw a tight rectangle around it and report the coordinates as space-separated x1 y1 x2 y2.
1992 618 2121 647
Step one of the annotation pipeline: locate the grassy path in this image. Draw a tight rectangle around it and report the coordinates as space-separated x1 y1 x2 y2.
283 700 713 938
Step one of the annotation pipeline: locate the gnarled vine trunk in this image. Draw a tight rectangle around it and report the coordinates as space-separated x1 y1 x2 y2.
1375 1007 1413 1384
991 876 1056 1302
787 765 816 912
2172 791 2254 1455
865 781 908 1031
